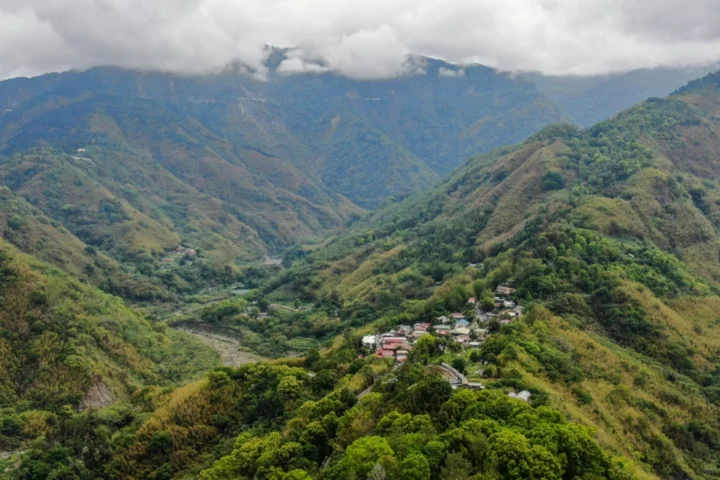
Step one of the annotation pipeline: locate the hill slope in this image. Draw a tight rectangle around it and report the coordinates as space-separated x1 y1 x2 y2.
0 235 218 425
259 73 720 478
0 59 568 209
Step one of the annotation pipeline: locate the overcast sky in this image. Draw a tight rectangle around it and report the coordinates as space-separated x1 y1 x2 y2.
1 0 719 80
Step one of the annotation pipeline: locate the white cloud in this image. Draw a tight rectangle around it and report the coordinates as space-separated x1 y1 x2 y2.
1 0 720 80
438 67 465 78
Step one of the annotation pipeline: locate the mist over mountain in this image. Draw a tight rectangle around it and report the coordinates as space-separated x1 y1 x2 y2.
524 65 719 126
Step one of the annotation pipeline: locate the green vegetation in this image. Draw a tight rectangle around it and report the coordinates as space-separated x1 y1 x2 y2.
2 65 720 480
0 60 568 209
0 239 219 465
248 76 720 478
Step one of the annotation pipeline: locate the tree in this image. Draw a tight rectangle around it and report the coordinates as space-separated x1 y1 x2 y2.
542 171 565 191
451 358 467 375
398 454 431 480
405 377 452 415
334 436 394 479
439 452 471 480
480 289 495 312
283 470 312 480
486 431 561 480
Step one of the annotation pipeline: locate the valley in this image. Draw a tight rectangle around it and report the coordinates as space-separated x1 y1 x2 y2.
1 63 720 480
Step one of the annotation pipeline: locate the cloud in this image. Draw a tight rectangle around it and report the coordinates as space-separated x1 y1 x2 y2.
1 0 720 80
438 67 465 78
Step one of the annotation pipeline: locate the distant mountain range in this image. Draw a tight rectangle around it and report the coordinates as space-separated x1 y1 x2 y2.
0 57 711 283
523 65 718 126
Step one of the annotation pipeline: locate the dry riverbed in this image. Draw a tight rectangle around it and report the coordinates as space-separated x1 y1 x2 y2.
176 325 263 367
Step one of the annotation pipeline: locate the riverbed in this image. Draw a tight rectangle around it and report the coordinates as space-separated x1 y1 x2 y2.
175 324 264 367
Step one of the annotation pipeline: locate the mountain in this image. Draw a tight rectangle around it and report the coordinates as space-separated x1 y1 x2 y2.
524 65 717 126
253 72 720 478
0 59 568 210
0 236 218 436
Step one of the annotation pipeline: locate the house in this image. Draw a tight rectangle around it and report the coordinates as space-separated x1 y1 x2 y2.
450 313 466 321
454 319 470 328
409 330 430 340
396 355 408 364
437 315 451 324
460 382 485 390
500 319 512 325
77 148 86 153
455 335 471 345
398 342 414 352
496 285 516 296
397 325 412 335
474 328 490 339
361 335 377 348
451 327 471 336
186 249 197 256
435 325 451 332
469 341 482 347
175 246 187 253
503 300 516 309
467 297 477 305
376 349 395 358
413 322 431 331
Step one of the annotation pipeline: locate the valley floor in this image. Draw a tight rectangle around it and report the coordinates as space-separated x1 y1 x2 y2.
174 325 264 367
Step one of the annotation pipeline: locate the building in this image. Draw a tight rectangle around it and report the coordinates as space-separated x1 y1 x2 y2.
397 325 412 335
361 335 377 348
409 330 430 340
496 285 516 296
454 319 470 328
460 382 485 390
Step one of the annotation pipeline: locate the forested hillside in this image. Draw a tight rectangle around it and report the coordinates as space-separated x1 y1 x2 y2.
250 72 720 478
0 57 567 209
3 66 720 480
0 238 219 474
0 88 361 262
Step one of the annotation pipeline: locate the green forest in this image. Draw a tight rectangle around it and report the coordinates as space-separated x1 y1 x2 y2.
1 67 720 480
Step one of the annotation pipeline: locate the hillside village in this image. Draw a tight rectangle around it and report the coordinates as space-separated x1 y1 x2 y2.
361 284 525 391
